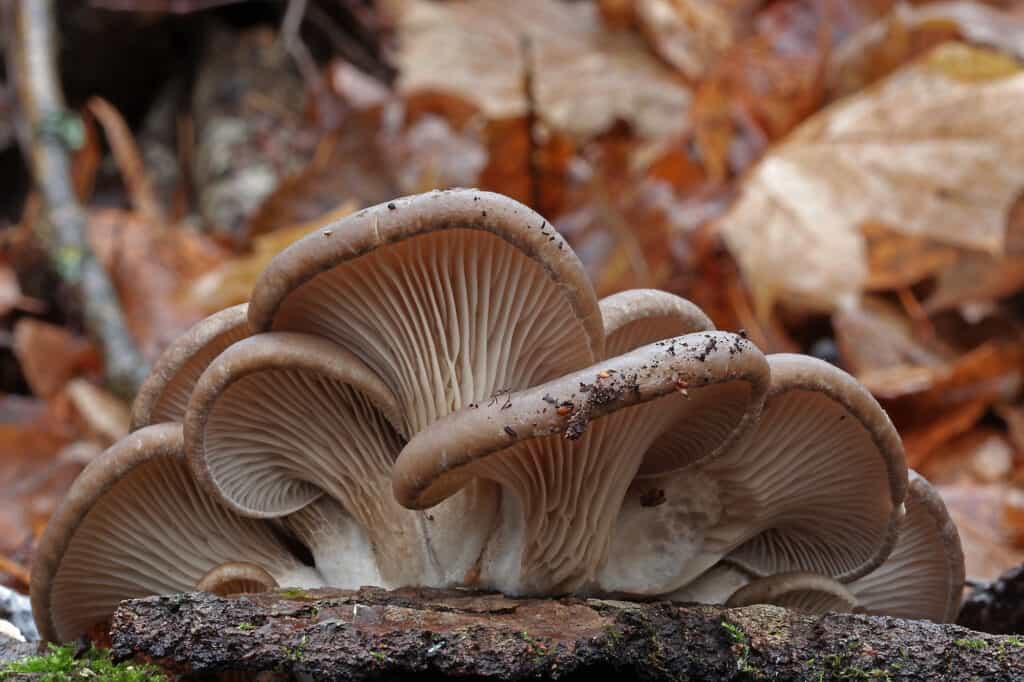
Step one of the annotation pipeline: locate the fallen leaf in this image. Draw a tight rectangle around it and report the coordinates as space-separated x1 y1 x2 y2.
903 399 989 470
12 319 99 399
396 0 690 142
88 209 225 361
632 0 746 80
720 43 1024 316
940 482 1024 580
186 202 357 314
827 1 1024 97
63 379 131 446
832 295 948 376
862 221 960 291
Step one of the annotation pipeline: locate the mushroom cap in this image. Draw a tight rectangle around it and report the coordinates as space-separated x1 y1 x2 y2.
393 331 769 594
712 354 908 582
850 470 965 622
599 353 908 597
393 331 768 509
600 289 714 357
247 189 604 434
725 572 858 614
666 562 755 605
195 561 279 596
186 332 405 518
31 423 322 642
131 303 250 430
185 331 498 587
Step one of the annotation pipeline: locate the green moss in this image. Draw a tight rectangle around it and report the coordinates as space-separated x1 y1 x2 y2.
369 651 386 662
237 622 255 631
0 643 166 681
955 639 988 650
279 587 309 599
721 621 756 676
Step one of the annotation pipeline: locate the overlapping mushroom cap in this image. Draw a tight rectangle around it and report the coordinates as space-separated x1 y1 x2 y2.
30 189 965 643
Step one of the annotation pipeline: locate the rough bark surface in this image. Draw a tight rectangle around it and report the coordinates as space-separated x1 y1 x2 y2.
110 586 1024 680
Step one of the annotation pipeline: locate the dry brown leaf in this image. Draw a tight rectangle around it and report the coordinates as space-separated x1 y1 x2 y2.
828 2 1024 97
925 252 1024 314
832 296 948 376
720 43 1024 316
939 482 1024 580
633 0 745 80
63 379 131 446
395 0 690 142
0 396 80 561
88 209 225 361
904 401 991 470
12 319 99 399
862 221 960 291
186 202 357 314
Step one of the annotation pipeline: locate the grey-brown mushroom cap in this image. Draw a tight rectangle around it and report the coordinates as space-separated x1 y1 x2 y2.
725 572 858 614
600 289 714 358
184 332 406 518
718 353 908 582
248 188 604 354
31 423 322 643
245 189 605 436
195 561 279 596
392 331 769 511
850 470 965 623
130 303 250 430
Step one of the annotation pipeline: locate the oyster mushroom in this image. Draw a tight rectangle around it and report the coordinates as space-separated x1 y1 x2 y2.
247 189 605 436
131 303 250 429
849 470 964 622
392 331 769 595
600 354 908 597
185 331 497 587
31 423 323 642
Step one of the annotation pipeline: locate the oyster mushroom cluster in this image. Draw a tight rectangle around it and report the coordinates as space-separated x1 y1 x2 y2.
31 190 964 643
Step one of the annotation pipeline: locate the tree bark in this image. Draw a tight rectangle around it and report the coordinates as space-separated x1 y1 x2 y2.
110 586 1024 680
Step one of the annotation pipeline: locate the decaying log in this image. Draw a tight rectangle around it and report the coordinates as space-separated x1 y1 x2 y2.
111 586 1024 680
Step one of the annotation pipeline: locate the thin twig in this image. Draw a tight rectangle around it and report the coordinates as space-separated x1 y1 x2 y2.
2 0 148 397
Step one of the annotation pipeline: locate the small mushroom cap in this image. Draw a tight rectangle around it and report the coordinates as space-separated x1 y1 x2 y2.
196 561 279 596
850 470 965 622
600 289 714 357
186 331 404 518
247 189 604 434
666 562 754 605
393 331 769 594
725 572 858 614
31 423 322 642
131 303 250 429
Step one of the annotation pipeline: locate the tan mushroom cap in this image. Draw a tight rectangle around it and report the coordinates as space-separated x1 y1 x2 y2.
31 423 323 643
599 354 907 597
393 331 769 595
600 289 714 358
247 189 604 435
185 331 498 587
131 303 250 430
196 561 278 596
725 572 858 614
850 470 965 623
712 354 908 583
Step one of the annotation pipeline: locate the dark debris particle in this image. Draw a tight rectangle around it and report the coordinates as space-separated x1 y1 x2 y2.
640 488 666 508
542 393 557 405
738 328 748 339
482 210 488 217
504 426 517 438
388 203 396 210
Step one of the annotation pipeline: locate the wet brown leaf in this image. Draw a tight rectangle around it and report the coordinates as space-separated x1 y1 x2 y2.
720 43 1024 316
939 482 1024 580
12 319 99 399
832 296 948 376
